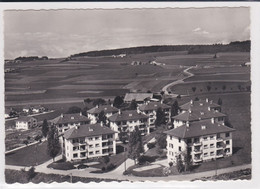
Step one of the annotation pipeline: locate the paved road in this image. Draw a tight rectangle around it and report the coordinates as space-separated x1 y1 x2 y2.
5 159 251 182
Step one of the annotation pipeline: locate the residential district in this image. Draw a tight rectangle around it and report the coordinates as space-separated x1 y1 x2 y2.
6 92 242 181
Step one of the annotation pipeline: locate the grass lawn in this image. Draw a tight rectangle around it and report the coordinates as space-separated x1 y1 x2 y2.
5 169 119 184
5 141 54 166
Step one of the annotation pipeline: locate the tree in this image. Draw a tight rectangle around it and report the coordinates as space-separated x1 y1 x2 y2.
113 96 124 108
128 128 144 164
66 106 82 114
156 132 167 149
194 97 199 101
84 98 92 104
155 107 166 127
27 166 36 181
82 106 89 116
119 131 128 144
128 100 137 110
176 155 185 173
42 119 49 138
102 156 110 166
191 87 196 92
93 98 106 106
183 148 192 172
217 98 222 106
98 110 107 124
23 140 29 146
171 100 179 117
160 91 165 96
224 118 233 128
47 126 61 161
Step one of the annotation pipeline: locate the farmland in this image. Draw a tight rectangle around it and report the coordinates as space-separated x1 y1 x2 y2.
5 51 251 168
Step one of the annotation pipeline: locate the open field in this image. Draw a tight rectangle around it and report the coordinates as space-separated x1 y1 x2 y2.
5 52 250 107
170 81 250 95
5 141 54 166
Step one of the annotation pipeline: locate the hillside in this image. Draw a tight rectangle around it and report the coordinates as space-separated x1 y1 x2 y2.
70 40 250 58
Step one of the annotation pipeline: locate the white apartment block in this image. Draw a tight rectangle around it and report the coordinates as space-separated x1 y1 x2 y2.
138 101 171 131
165 119 235 165
51 113 90 134
87 104 118 124
15 116 37 130
108 110 149 140
63 123 116 161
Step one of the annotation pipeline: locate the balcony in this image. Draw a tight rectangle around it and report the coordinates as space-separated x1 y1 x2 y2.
216 153 224 158
193 157 202 163
193 149 202 154
193 142 202 146
217 137 223 142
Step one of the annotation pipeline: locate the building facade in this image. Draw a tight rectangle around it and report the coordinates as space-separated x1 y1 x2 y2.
165 118 235 165
138 101 171 131
51 113 90 134
15 116 37 130
62 123 116 161
108 110 149 140
87 104 118 124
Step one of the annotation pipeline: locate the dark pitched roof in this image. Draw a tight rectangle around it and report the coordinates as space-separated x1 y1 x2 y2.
139 102 170 111
164 120 235 139
16 116 36 122
51 113 90 125
180 99 220 111
124 93 153 102
63 123 116 139
108 110 148 122
172 109 226 121
87 105 118 114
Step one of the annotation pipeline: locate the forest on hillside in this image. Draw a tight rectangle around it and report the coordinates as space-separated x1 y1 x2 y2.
70 40 250 58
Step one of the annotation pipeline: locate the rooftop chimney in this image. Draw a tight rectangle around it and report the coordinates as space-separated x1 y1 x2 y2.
111 103 113 107
118 109 122 115
89 127 93 132
186 121 190 127
188 109 192 114
190 100 193 105
137 106 140 114
210 100 213 104
100 121 103 127
80 112 82 116
96 105 99 108
208 106 211 111
201 125 206 130
206 98 209 103
61 113 64 118
161 100 163 104
211 118 215 124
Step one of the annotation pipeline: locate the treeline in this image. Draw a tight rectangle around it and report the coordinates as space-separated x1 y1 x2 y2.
70 40 250 57
15 56 48 61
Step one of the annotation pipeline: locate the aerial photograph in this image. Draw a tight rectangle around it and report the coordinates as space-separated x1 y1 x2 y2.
4 7 251 183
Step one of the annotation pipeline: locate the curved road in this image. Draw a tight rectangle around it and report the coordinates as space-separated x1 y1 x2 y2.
162 66 195 97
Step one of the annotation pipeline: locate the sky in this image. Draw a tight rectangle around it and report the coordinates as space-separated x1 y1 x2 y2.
4 8 250 59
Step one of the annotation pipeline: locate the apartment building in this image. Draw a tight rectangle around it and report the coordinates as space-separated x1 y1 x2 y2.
138 101 171 131
15 116 37 130
87 104 118 124
172 99 225 128
51 112 90 134
165 118 235 165
62 123 116 161
108 110 149 140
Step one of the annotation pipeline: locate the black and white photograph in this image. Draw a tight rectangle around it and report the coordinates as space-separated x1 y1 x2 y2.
1 3 259 186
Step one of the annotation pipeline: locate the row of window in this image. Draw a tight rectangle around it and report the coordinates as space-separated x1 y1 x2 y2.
169 140 230 150
169 133 231 143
